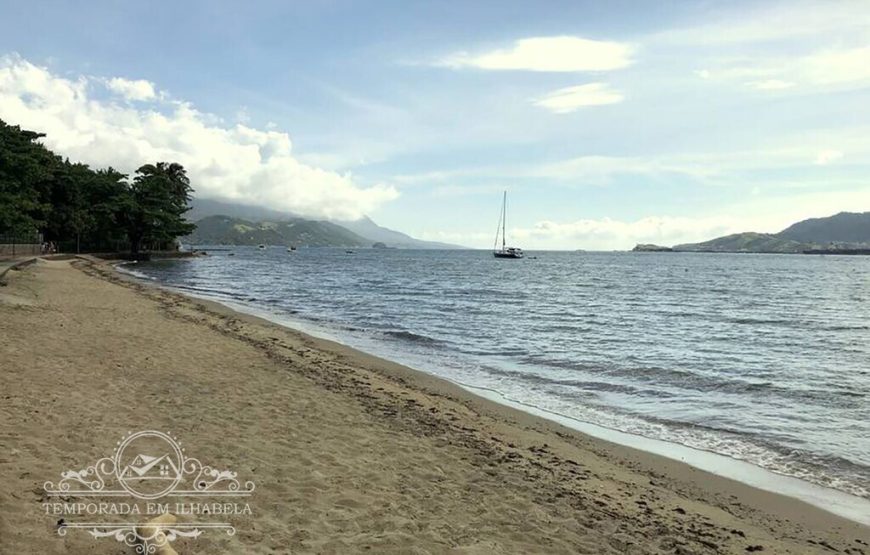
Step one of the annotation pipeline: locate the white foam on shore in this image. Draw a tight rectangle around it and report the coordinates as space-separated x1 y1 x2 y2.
127 277 870 526
114 261 156 280
463 385 870 526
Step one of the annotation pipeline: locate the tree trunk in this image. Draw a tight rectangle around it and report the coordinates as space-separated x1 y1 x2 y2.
130 236 141 259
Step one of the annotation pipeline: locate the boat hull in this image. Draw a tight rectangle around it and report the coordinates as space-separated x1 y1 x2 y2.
493 251 524 259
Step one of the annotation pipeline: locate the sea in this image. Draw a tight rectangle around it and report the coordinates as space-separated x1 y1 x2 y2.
124 248 870 520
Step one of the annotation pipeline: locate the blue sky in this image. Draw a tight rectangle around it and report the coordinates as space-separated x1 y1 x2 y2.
1 0 868 248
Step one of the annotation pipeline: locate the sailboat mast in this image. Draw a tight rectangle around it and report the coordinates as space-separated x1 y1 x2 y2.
502 190 507 250
493 195 504 252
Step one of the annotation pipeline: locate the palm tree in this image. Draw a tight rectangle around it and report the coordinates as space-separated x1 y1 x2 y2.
135 162 192 206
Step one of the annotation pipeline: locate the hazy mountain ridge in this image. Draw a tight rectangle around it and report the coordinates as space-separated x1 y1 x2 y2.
336 216 461 249
670 212 870 253
187 197 464 249
187 215 371 247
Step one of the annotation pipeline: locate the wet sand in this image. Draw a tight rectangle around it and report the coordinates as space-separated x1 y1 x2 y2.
0 258 868 554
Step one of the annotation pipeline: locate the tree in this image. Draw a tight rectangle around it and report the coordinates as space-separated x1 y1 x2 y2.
1 118 196 256
89 168 130 250
0 120 56 236
123 162 196 257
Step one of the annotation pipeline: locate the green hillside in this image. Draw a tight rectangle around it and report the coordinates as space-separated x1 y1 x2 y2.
186 215 370 247
670 212 870 253
673 232 811 253
777 211 870 243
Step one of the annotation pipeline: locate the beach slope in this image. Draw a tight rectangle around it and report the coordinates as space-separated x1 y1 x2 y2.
0 259 867 554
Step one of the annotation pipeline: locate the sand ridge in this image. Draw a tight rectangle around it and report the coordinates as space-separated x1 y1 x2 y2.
0 258 867 554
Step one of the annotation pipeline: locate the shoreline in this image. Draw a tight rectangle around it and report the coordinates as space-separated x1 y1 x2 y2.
2 257 867 554
116 260 870 526
109 256 870 530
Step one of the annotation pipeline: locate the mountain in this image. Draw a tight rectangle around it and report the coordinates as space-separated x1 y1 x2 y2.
187 215 370 247
670 212 870 253
335 215 462 249
186 197 464 249
777 212 870 243
674 232 809 253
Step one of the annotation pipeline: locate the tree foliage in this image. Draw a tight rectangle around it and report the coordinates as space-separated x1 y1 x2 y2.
124 162 196 255
0 119 195 255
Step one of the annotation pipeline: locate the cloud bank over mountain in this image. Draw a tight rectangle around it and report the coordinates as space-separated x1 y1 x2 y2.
0 55 397 221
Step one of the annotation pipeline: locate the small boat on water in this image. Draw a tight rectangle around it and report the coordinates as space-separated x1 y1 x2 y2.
493 191 524 259
287 245 297 252
257 244 266 250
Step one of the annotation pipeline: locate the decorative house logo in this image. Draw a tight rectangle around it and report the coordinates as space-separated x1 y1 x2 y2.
42 430 255 551
123 453 178 478
116 431 185 499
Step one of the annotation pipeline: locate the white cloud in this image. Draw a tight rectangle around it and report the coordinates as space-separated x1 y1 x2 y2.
709 46 870 91
0 56 398 220
105 77 157 101
533 83 624 113
664 3 870 94
512 216 745 250
509 186 870 249
534 140 866 183
422 215 765 250
801 46 870 85
395 125 870 188
815 149 843 165
746 79 795 90
424 186 870 250
654 2 870 46
439 36 635 72
534 154 720 183
422 182 870 250
236 106 250 124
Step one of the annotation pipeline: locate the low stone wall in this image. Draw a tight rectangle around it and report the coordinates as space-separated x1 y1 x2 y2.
0 243 41 256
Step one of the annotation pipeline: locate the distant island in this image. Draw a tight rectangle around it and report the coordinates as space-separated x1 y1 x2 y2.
633 244 673 252
633 212 870 254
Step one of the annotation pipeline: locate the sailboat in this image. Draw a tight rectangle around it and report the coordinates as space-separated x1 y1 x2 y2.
493 191 524 259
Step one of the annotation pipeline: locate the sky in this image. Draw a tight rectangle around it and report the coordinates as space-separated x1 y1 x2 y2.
0 0 868 249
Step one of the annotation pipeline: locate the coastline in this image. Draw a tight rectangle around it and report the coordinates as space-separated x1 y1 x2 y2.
1 258 868 554
116 259 870 524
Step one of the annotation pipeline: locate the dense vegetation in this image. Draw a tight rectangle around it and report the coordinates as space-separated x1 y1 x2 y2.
673 232 809 253
778 212 870 243
673 212 870 253
189 215 370 247
0 119 194 256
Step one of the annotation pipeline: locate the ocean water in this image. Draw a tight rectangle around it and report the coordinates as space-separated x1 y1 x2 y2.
129 248 870 503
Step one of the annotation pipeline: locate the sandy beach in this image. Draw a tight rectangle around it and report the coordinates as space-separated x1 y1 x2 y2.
1 258 868 554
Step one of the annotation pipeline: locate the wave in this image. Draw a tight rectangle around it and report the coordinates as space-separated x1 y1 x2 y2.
465 375 870 500
124 251 870 505
722 316 868 332
114 262 155 281
382 329 444 345
823 324 870 331
511 355 867 408
482 366 671 398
